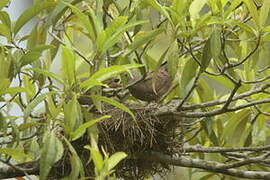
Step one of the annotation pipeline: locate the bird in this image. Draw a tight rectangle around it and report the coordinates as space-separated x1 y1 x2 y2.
127 66 172 102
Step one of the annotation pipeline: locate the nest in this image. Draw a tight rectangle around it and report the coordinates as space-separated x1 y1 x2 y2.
97 103 182 179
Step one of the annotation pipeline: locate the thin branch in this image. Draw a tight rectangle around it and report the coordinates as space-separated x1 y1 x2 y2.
48 31 93 66
137 151 270 179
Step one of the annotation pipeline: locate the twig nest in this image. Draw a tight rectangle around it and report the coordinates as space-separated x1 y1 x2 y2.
98 102 181 179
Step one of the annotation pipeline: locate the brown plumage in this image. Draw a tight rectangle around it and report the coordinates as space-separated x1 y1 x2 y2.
128 66 172 102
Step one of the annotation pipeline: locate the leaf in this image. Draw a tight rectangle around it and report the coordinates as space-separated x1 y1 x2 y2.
0 87 26 96
29 68 64 85
46 0 81 27
97 18 148 53
18 122 44 131
61 46 75 85
24 92 56 120
90 148 103 171
224 0 242 18
0 148 32 160
108 152 127 171
71 115 111 141
92 95 135 120
62 2 96 40
0 0 9 10
0 23 11 41
144 0 172 23
64 95 83 134
243 0 260 27
259 0 270 27
80 64 143 89
0 11 11 28
127 28 164 55
63 136 85 179
20 51 41 67
14 2 56 35
210 28 221 59
40 133 63 180
180 58 198 98
200 37 212 72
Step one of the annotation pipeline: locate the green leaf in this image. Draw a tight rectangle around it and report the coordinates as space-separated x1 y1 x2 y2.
200 37 212 72
63 2 96 40
127 28 164 55
0 23 11 41
0 11 11 28
0 0 9 10
24 92 56 120
180 58 198 98
108 152 127 171
80 64 143 89
92 95 136 120
243 0 259 27
224 0 242 18
40 133 63 180
46 0 82 28
259 0 270 28
0 87 26 96
71 115 110 141
61 46 75 85
29 68 64 85
0 148 32 160
18 122 44 131
20 51 41 67
97 17 147 53
63 136 85 178
210 28 221 59
91 148 103 171
14 2 56 35
144 0 172 23
64 95 83 134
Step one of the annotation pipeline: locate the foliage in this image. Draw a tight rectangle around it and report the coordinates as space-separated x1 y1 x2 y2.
1 0 270 179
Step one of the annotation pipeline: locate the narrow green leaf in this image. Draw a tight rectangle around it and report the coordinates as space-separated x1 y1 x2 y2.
259 0 270 28
20 51 41 67
18 122 44 131
14 2 56 35
127 28 164 55
0 23 11 41
62 2 96 40
71 115 111 141
180 58 198 98
0 148 32 160
29 68 64 85
224 0 242 18
144 0 172 23
210 28 221 59
243 0 260 27
108 152 127 171
40 133 62 180
90 149 103 171
80 64 143 89
94 95 136 120
61 46 75 85
0 87 26 96
64 96 83 133
200 38 212 72
63 136 85 178
0 0 9 10
0 11 11 28
46 0 82 28
24 92 56 120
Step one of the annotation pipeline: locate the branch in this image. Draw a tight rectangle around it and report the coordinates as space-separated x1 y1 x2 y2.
138 152 270 179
